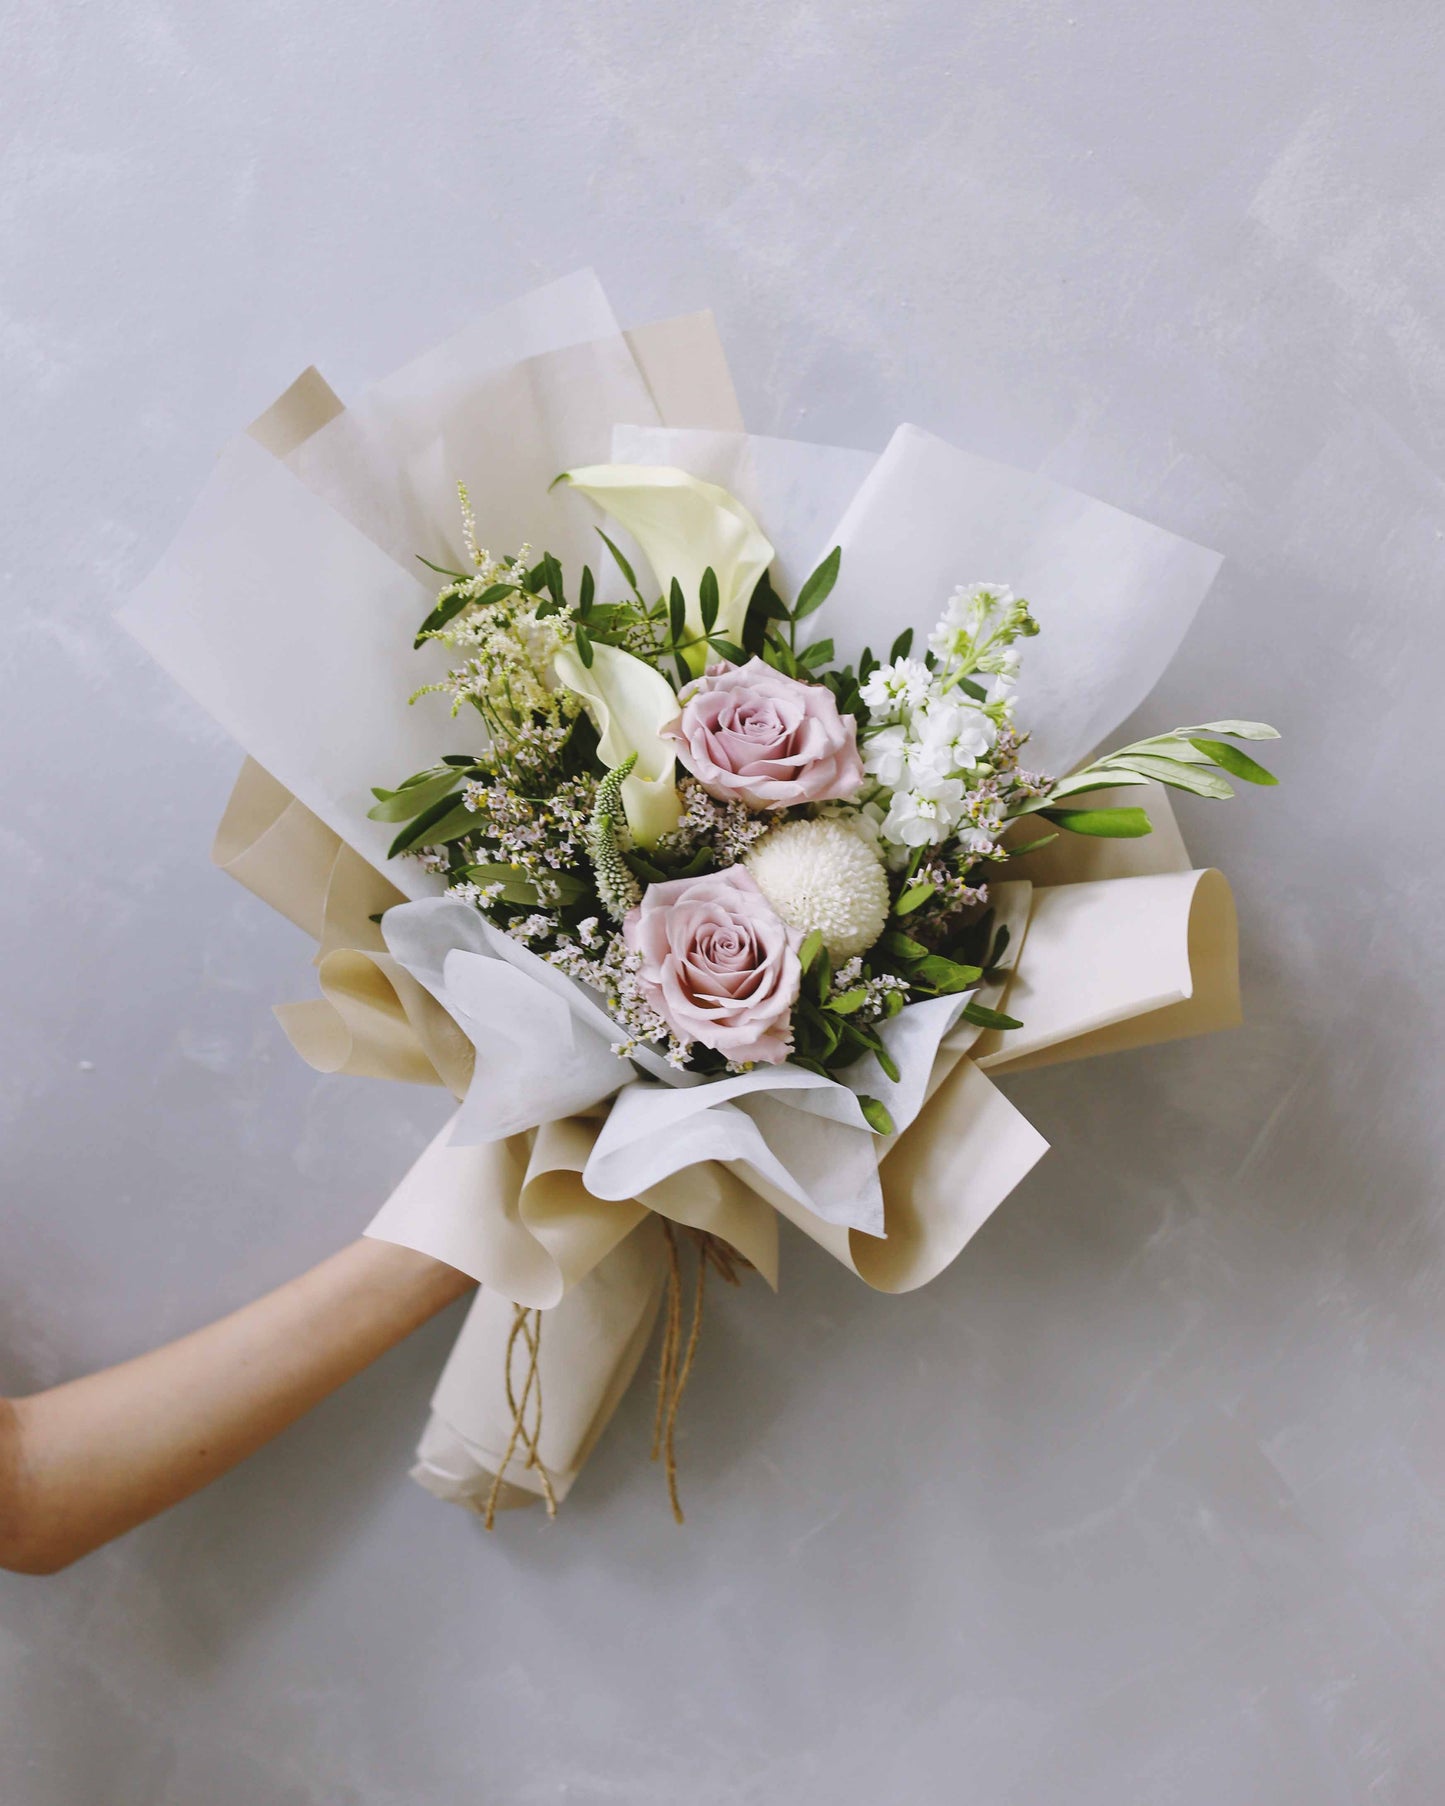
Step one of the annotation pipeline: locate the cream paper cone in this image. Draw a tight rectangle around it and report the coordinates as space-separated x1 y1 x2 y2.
411 1217 670 1510
977 867 1240 1073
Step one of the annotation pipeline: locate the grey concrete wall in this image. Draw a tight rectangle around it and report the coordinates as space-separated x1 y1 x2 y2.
3 2 1443 1800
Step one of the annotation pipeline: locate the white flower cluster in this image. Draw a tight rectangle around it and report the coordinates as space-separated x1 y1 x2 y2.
858 583 1037 851
411 486 580 750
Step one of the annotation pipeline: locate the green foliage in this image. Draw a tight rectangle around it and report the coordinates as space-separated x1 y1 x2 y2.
894 880 936 915
1042 805 1154 838
959 1001 1022 1031
794 546 841 619
858 1095 895 1136
367 768 464 821
1027 720 1281 822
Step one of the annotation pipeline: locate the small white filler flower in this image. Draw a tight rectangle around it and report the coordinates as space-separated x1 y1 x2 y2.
743 817 891 960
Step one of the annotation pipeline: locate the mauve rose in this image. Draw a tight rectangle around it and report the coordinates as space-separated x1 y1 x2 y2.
624 866 803 1065
661 658 865 809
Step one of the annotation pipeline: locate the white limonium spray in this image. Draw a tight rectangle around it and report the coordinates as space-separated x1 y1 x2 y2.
859 582 1039 855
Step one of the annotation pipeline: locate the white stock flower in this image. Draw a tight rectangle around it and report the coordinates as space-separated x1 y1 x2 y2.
861 721 909 787
859 656 931 722
950 581 1014 638
881 781 964 848
912 698 995 771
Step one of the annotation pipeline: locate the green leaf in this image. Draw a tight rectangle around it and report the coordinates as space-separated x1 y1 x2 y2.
668 578 686 645
578 565 595 617
708 638 747 664
825 987 869 1015
798 637 835 669
415 554 470 579
796 997 842 1057
574 623 594 668
794 546 841 619
699 566 719 633
596 529 643 601
1105 754 1234 798
753 570 791 621
459 864 589 906
858 1095 895 1136
1004 832 1059 858
960 1002 1022 1031
454 862 542 905
880 930 929 960
914 954 983 993
1128 735 1215 764
888 627 914 664
542 553 565 605
1044 768 1154 801
762 638 799 677
366 771 462 822
895 880 936 915
623 850 669 884
1187 719 1279 741
387 795 478 857
1187 737 1278 785
799 928 825 974
1042 806 1154 838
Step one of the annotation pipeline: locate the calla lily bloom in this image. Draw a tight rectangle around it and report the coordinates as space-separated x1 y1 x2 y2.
553 638 682 846
558 464 774 674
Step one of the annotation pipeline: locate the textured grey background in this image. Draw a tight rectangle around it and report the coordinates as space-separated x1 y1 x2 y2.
3 2 1444 1801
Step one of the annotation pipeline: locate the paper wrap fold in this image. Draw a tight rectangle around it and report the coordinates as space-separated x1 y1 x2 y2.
123 275 1242 1517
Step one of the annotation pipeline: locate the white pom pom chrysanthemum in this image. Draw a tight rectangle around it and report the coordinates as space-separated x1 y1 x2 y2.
743 818 891 960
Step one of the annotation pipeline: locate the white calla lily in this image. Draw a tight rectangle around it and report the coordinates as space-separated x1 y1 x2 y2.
558 464 774 674
553 638 682 846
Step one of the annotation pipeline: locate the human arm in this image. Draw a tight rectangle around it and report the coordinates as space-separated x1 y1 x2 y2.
0 1237 473 1575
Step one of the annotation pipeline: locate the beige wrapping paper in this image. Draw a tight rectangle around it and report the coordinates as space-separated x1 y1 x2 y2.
977 868 1239 1074
178 295 1248 1516
412 1218 670 1509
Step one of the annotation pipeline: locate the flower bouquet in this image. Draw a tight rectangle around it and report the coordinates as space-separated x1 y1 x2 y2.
123 273 1275 1522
